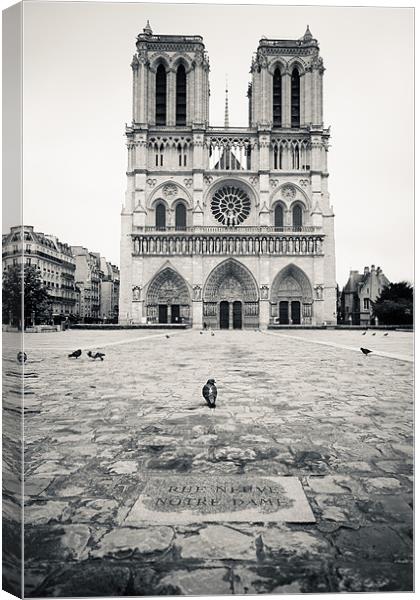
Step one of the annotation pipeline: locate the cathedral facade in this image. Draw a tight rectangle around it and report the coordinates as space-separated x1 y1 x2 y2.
119 23 336 328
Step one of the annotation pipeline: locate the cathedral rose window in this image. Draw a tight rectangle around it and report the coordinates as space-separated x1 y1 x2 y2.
211 185 251 226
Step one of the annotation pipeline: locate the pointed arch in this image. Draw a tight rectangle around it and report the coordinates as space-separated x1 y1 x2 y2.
270 264 313 325
175 201 187 230
274 203 284 229
171 54 193 73
145 266 191 324
268 58 287 76
147 181 193 210
146 266 191 305
155 201 166 229
203 258 259 303
203 259 260 329
292 203 304 229
149 53 171 72
271 264 312 303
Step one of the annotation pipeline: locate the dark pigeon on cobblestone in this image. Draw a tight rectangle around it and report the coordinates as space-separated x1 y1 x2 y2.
362 330 367 335
87 351 105 361
211 331 215 337
166 334 170 339
360 347 373 356
384 332 389 336
372 332 376 336
202 378 217 409
17 351 27 364
68 349 82 359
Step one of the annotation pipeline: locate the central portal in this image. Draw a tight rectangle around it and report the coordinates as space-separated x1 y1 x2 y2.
219 300 243 329
203 259 259 329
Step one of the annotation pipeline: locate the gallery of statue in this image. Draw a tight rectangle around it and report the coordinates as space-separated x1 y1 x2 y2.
119 23 336 329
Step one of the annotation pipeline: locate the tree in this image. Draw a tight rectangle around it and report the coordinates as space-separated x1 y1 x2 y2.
2 264 52 328
372 281 413 325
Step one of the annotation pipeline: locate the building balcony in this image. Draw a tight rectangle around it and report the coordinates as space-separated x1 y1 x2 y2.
132 229 324 257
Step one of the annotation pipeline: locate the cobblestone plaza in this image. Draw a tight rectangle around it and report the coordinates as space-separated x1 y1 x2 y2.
3 328 413 595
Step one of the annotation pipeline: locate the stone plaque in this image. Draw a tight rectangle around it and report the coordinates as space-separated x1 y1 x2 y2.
125 476 315 524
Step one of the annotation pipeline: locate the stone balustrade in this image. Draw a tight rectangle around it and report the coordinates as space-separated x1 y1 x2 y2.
141 226 321 234
132 232 324 256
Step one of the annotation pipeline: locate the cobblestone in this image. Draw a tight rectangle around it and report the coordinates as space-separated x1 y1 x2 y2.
3 328 413 594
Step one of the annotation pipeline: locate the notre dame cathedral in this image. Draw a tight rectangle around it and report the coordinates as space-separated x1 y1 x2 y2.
119 22 336 328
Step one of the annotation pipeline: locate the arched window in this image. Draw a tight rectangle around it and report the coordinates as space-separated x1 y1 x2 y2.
155 64 167 126
292 143 300 169
176 65 187 126
291 68 300 128
177 143 187 167
175 202 187 230
273 68 282 126
292 204 303 230
156 202 166 229
274 204 284 229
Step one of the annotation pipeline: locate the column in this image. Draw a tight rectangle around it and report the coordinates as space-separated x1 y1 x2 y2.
304 71 311 127
260 300 270 329
192 300 203 329
148 70 155 125
167 69 176 126
187 69 194 126
194 63 203 125
167 304 172 324
299 73 305 127
282 72 291 128
261 67 270 124
138 63 147 125
132 61 139 122
318 69 324 126
288 301 292 325
252 69 260 125
229 302 233 329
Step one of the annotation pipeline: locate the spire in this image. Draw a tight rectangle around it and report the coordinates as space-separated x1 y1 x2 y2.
224 76 229 128
143 20 153 36
303 25 313 42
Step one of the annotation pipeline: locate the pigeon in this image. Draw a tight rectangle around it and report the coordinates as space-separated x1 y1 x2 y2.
362 331 367 335
200 331 204 335
87 351 105 361
211 331 215 337
384 332 389 336
166 334 170 339
17 351 27 364
68 349 82 359
360 347 372 356
372 332 376 336
202 378 217 409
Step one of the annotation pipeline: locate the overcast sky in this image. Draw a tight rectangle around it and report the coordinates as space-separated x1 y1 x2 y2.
7 1 414 287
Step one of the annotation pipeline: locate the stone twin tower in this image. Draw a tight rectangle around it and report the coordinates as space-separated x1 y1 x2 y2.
119 22 336 328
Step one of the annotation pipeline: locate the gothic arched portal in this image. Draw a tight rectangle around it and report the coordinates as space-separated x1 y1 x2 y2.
203 259 259 329
146 267 191 325
270 264 313 325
